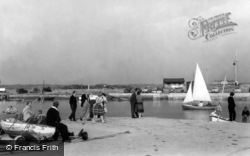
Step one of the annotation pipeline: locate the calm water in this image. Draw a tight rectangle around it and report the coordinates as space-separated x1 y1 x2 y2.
0 99 249 122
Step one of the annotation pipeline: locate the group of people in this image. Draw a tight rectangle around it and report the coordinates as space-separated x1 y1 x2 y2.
213 92 250 123
9 89 250 143
16 99 73 142
130 88 144 119
68 91 108 123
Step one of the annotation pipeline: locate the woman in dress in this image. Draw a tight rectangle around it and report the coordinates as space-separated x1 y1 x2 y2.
135 89 144 118
92 92 105 123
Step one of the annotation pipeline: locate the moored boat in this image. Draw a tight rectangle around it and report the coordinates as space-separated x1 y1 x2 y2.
0 119 55 141
209 111 230 122
182 63 217 110
182 103 216 110
44 97 55 101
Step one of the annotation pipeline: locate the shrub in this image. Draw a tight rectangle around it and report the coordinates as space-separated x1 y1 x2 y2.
16 88 28 94
43 87 52 92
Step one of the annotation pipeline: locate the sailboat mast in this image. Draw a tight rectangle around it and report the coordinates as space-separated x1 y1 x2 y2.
42 80 45 95
220 75 227 102
233 50 238 86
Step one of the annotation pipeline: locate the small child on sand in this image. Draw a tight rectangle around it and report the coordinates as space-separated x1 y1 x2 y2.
242 106 249 123
211 102 222 122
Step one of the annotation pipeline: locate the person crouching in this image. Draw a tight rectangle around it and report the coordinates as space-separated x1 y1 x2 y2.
46 101 74 142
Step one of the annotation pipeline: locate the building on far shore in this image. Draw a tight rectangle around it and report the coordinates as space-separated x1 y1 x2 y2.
0 88 8 100
163 78 185 93
212 80 238 86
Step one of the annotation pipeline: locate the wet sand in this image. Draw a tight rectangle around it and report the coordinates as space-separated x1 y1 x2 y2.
63 117 250 156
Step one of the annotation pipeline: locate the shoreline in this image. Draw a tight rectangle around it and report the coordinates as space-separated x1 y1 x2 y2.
7 92 250 101
63 117 250 156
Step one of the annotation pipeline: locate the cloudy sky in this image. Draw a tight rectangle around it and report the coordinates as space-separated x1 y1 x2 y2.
0 0 250 85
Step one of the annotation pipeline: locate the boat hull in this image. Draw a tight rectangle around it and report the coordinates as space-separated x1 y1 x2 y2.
44 97 55 101
0 120 55 141
182 104 216 110
210 115 230 122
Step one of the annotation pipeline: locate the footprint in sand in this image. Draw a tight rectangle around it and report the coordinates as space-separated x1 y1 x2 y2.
185 123 192 127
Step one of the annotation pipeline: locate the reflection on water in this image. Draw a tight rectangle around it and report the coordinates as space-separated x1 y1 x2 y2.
152 99 161 107
0 99 249 122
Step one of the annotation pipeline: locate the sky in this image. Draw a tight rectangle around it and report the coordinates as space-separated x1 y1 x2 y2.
0 0 250 85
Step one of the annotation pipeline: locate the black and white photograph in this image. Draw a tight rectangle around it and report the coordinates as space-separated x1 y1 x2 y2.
0 0 250 155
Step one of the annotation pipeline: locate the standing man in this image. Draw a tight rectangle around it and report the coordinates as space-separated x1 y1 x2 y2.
130 88 139 118
228 92 236 121
69 91 77 121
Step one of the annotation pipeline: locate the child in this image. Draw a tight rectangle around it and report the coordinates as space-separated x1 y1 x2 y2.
242 106 249 123
211 102 222 122
36 110 46 124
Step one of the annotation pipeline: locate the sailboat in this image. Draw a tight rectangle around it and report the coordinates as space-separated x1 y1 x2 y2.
182 63 216 110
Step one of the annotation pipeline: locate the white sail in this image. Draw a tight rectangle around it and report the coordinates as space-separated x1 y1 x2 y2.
183 82 193 103
193 63 211 102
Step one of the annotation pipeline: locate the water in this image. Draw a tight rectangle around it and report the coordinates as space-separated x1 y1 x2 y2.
0 99 249 122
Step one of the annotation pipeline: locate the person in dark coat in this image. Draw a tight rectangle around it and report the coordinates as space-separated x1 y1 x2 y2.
130 88 139 118
46 101 73 142
69 91 77 121
228 92 236 121
81 93 87 107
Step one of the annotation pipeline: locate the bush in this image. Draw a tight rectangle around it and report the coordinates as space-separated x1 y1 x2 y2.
124 88 132 93
31 88 40 93
43 87 52 92
16 88 28 94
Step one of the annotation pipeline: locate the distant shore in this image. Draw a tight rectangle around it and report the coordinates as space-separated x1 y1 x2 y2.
7 92 250 101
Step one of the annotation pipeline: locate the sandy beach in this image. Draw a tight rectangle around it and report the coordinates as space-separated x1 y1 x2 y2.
63 117 250 156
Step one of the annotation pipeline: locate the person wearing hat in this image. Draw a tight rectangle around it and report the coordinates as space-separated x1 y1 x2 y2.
228 92 236 121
